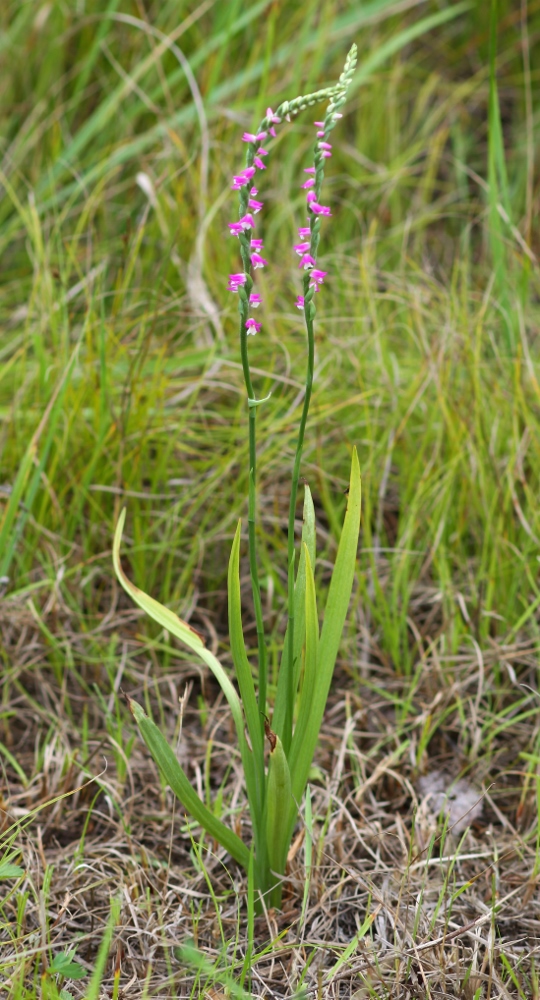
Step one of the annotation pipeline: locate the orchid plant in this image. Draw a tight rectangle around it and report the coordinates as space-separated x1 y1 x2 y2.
113 46 360 909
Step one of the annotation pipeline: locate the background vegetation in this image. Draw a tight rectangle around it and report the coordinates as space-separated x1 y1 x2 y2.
1 1 540 997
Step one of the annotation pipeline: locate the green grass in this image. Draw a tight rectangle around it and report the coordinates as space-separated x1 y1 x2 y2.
1 0 540 996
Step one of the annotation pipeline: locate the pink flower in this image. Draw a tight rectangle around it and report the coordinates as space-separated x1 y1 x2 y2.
299 253 316 269
239 213 255 229
254 157 266 170
231 166 256 189
304 167 315 174
266 107 281 124
295 296 305 310
309 202 331 216
317 130 325 137
228 273 247 292
250 238 264 250
242 131 268 143
298 227 311 238
246 318 261 335
228 222 243 236
333 113 343 119
319 142 332 150
314 121 324 127
320 151 332 159
302 178 315 189
249 293 262 308
256 148 268 157
251 252 268 269
310 269 327 287
293 241 310 255
248 197 263 213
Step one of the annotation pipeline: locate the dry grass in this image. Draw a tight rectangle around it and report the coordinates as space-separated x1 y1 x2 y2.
2 573 540 998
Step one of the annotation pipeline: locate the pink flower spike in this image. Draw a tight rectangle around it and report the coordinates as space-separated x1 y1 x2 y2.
306 191 317 204
299 253 316 270
295 295 305 310
242 131 268 143
251 252 268 269
298 227 311 238
250 238 264 249
304 167 315 174
248 197 263 213
239 213 255 229
310 269 327 285
228 222 243 236
302 178 315 189
293 241 310 255
249 293 262 308
266 107 281 124
319 142 332 150
246 318 261 335
253 157 266 170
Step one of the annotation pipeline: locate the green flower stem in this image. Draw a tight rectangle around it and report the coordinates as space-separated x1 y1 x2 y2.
238 294 268 731
283 282 315 753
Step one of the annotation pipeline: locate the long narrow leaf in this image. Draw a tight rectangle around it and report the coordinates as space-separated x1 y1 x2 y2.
113 509 260 820
288 543 318 803
265 731 293 907
289 448 361 802
273 486 316 741
228 520 264 803
128 698 250 869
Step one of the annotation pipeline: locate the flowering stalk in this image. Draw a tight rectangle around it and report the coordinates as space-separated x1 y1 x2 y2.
280 44 358 752
228 81 353 732
114 46 360 913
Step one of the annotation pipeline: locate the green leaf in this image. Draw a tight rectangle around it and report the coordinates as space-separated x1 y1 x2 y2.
47 952 86 980
228 520 264 798
129 698 250 870
266 732 293 891
273 485 316 740
0 861 24 878
300 785 313 928
113 510 246 749
289 448 361 805
114 511 256 868
288 542 319 803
